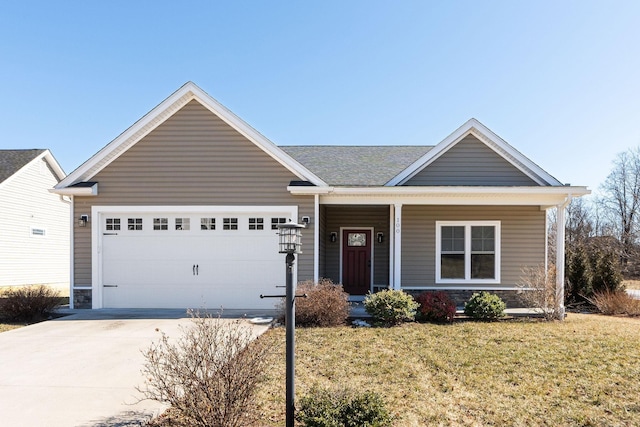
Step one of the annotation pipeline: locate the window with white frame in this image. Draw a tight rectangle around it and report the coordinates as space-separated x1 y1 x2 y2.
106 218 121 231
153 218 168 230
175 218 190 231
271 217 286 230
201 218 215 230
249 217 264 230
223 218 238 230
128 218 143 231
436 221 500 283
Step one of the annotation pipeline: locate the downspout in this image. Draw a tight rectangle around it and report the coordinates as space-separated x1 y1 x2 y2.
555 194 573 320
55 194 73 309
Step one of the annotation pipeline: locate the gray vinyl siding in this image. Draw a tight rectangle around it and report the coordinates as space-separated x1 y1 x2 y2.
404 135 539 186
322 205 390 287
73 100 314 285
401 205 545 288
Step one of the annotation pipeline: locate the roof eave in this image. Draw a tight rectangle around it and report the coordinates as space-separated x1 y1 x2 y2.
49 182 98 196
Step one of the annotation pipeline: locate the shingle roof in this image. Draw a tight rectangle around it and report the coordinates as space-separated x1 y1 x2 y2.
0 149 45 184
281 146 433 186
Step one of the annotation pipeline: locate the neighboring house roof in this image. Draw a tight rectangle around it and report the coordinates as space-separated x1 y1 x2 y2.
0 149 66 186
55 81 327 191
281 146 432 186
0 149 45 183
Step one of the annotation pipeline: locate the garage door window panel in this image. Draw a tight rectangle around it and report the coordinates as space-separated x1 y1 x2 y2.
128 218 143 231
201 218 215 230
223 218 238 230
175 218 190 231
271 217 286 230
154 218 168 231
106 218 121 231
249 218 264 230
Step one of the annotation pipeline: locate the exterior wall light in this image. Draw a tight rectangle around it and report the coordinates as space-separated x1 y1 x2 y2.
78 214 89 227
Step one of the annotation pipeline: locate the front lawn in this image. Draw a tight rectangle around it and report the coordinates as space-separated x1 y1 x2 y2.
257 314 640 426
0 322 22 333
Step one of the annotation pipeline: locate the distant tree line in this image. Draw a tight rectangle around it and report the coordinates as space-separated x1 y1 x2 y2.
552 147 640 304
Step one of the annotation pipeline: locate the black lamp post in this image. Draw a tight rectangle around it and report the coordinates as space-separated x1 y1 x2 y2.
277 222 304 427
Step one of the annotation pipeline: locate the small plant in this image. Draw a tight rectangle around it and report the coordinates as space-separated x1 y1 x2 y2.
0 285 63 321
415 291 456 323
138 310 274 427
297 386 394 427
517 264 560 320
363 289 418 325
464 291 506 320
278 279 350 327
589 290 640 316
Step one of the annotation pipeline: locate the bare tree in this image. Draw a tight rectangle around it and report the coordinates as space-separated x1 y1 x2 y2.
598 147 640 264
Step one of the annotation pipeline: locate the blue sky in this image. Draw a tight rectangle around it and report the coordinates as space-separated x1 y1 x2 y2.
1 1 639 195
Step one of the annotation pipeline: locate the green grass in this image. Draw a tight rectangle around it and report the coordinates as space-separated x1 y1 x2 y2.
256 314 640 426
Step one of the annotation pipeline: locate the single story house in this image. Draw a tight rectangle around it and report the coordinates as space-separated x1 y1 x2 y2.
52 82 589 313
0 149 69 292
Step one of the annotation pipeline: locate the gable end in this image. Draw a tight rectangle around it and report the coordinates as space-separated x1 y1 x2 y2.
404 134 540 186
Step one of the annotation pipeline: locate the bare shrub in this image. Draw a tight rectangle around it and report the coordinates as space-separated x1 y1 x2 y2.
278 278 350 327
0 285 63 321
138 310 274 427
590 291 640 316
517 264 559 321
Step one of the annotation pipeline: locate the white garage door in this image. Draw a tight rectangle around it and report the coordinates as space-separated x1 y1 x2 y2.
98 208 295 309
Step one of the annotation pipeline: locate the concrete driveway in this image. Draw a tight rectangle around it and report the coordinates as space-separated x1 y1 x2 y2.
0 309 273 427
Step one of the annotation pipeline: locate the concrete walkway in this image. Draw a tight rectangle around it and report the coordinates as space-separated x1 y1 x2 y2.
0 309 271 427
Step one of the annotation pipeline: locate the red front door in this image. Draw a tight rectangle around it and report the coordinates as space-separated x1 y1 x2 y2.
342 230 371 295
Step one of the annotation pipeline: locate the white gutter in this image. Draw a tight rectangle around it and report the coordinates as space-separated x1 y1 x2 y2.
49 183 98 196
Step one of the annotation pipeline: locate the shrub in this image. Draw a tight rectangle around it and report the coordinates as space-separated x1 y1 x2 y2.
363 289 418 325
463 291 506 320
415 291 456 323
278 279 350 327
565 239 623 304
297 386 393 427
589 290 640 316
517 264 560 321
138 310 274 427
0 285 63 321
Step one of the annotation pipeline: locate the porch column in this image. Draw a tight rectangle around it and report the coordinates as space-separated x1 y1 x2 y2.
555 197 570 320
389 205 394 289
314 194 319 283
393 203 402 290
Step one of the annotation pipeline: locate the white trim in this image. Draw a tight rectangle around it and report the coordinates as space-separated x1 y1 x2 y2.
50 183 98 196
313 194 319 283
402 286 523 291
339 227 375 294
289 185 590 208
386 118 563 187
388 204 394 289
435 220 501 285
91 205 298 309
69 196 75 309
393 204 402 290
56 82 326 190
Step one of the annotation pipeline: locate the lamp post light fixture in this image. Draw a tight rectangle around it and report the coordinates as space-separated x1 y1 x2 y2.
277 221 304 427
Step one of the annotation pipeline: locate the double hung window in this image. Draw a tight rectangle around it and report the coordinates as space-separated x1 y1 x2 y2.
436 221 500 283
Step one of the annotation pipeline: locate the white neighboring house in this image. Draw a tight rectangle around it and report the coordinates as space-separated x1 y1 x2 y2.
0 149 69 293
